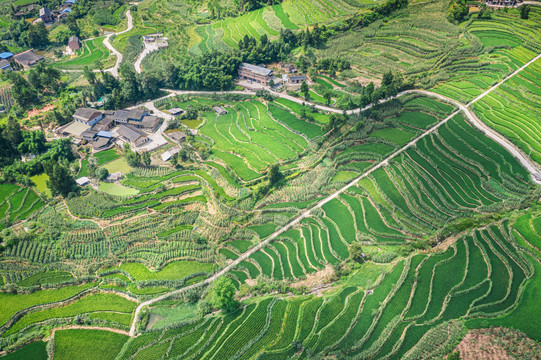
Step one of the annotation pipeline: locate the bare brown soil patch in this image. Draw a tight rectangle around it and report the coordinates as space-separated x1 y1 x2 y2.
453 328 541 360
290 266 334 290
27 103 55 119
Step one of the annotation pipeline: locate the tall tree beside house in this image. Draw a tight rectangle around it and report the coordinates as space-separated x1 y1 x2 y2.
142 151 151 166
300 81 310 100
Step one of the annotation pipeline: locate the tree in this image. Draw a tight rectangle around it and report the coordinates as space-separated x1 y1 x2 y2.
3 116 23 151
7 72 38 107
300 81 310 100
208 277 238 312
142 151 151 166
349 242 365 263
17 130 47 155
83 66 96 85
170 153 179 167
519 4 531 19
267 164 282 185
96 167 109 180
44 161 76 197
323 89 332 105
87 163 97 178
447 0 468 23
27 23 49 48
382 70 393 87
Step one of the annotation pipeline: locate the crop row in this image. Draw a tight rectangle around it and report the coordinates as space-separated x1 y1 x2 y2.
127 220 531 359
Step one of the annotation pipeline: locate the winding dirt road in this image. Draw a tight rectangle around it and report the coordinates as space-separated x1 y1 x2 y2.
128 52 541 336
101 10 134 78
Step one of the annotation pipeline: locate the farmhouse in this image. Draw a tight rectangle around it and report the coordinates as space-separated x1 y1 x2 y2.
117 125 150 147
68 36 80 52
128 115 161 132
161 147 181 162
58 6 71 19
0 60 11 71
107 171 122 182
92 136 113 152
113 109 130 124
73 108 103 126
238 62 273 85
92 115 114 132
169 108 184 117
75 177 90 186
59 121 90 138
289 75 307 85
128 108 149 122
484 0 516 6
80 129 98 142
0 52 13 60
214 106 228 116
281 63 297 73
13 50 44 69
168 131 186 143
39 7 53 22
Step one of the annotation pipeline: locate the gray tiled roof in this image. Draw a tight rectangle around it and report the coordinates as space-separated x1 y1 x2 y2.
114 109 130 121
289 75 306 81
128 108 147 120
13 50 44 67
239 62 273 76
117 125 147 142
73 108 101 122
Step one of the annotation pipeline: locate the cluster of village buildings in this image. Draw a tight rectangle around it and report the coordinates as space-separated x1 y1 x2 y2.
56 107 171 152
14 0 77 25
238 62 307 87
0 49 45 71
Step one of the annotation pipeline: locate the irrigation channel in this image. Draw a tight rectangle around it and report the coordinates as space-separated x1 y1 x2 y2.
126 51 541 337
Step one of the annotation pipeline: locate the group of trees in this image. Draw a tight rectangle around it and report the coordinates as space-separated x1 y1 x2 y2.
335 70 411 110
43 160 77 197
123 143 151 167
158 27 315 92
315 57 351 75
342 0 408 30
3 20 49 49
447 0 469 23
0 116 75 189
234 0 283 12
83 65 161 109
6 63 62 108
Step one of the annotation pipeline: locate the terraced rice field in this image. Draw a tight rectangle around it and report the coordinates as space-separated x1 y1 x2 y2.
471 58 541 166
188 0 372 54
200 100 320 182
0 184 44 228
119 217 535 358
317 1 540 95
54 37 111 70
221 114 534 283
432 8 541 103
